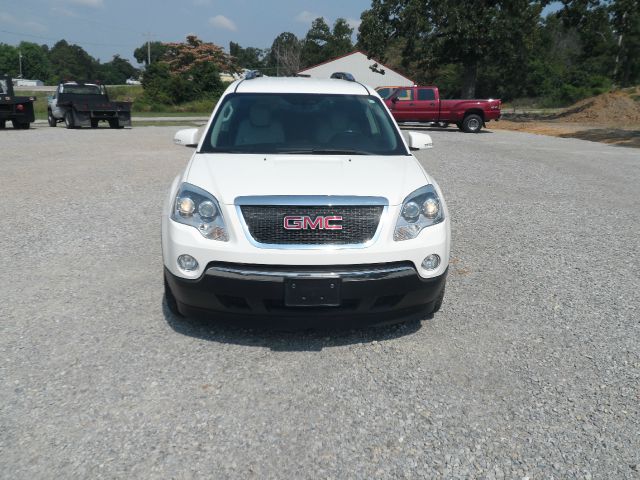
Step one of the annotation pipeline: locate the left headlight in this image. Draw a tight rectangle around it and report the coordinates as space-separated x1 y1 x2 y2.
171 183 228 241
394 185 444 241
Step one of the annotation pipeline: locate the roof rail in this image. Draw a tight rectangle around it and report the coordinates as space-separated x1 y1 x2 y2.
330 72 356 82
244 70 263 80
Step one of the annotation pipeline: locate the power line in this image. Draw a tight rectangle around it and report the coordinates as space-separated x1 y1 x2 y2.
0 28 133 48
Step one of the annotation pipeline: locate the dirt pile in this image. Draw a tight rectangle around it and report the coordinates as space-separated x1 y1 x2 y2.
557 90 640 126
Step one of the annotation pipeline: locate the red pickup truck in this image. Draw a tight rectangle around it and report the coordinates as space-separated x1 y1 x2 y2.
380 86 501 133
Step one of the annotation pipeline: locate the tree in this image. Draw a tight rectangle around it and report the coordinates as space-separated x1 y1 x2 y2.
326 18 354 58
163 35 237 74
358 0 545 98
301 18 332 67
229 42 266 70
610 0 639 85
48 40 98 83
134 41 168 66
140 36 229 104
266 32 302 76
98 54 138 84
17 42 51 80
0 43 19 77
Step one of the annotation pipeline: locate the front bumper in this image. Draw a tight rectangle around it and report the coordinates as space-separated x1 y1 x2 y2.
165 262 447 327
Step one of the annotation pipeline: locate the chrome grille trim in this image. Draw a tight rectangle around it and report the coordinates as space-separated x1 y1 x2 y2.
235 196 389 250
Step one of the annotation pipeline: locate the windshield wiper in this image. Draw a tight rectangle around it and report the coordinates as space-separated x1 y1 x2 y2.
282 149 373 155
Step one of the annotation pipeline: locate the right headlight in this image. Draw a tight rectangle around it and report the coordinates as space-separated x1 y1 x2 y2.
171 183 228 241
394 185 444 241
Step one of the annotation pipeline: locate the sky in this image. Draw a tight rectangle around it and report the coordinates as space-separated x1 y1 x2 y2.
0 0 372 65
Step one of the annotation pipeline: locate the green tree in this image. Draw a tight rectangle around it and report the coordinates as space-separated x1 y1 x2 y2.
301 18 332 67
326 18 355 58
134 41 168 66
229 42 266 69
358 0 545 98
0 43 19 77
48 40 98 83
17 42 51 80
610 0 639 85
98 54 138 84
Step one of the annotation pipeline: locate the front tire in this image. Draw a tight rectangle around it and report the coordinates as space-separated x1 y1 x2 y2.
108 119 122 129
427 284 445 314
91 119 99 128
462 114 483 133
64 111 75 129
48 111 57 127
0 120 6 129
164 276 183 317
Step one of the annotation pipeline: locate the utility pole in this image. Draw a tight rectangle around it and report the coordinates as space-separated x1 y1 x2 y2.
143 32 154 65
18 51 23 78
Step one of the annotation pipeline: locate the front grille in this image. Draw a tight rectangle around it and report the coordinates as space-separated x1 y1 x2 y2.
240 205 384 245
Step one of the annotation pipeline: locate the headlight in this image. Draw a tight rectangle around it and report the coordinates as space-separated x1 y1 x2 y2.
394 185 444 241
171 183 228 241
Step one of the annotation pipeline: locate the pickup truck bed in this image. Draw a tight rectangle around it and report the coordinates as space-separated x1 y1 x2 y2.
48 83 132 129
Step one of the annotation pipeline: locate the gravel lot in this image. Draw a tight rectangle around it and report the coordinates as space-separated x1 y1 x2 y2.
1 124 638 479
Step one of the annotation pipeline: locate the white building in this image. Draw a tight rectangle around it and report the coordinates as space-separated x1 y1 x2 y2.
297 51 414 89
15 79 44 87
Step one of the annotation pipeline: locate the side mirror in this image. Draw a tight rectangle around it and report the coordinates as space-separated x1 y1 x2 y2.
174 128 200 148
391 96 399 103
403 131 433 150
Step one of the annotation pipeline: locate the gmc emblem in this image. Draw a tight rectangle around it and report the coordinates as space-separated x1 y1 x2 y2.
284 215 343 230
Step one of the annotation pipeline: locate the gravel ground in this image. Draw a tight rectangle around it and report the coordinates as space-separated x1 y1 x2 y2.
1 124 638 479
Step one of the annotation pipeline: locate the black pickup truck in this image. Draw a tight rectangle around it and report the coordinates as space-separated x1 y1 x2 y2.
0 75 36 129
48 82 132 129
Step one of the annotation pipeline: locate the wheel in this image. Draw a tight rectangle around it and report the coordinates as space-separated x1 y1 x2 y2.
48 110 57 127
436 121 449 128
11 120 30 129
0 120 6 129
428 284 446 314
90 119 99 128
456 122 463 131
164 276 183 317
108 119 121 129
462 114 483 133
64 111 75 129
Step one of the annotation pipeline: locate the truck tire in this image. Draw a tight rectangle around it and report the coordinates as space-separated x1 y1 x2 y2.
108 119 120 129
90 119 99 128
12 120 30 129
0 120 5 129
48 110 57 127
64 111 75 129
462 114 483 133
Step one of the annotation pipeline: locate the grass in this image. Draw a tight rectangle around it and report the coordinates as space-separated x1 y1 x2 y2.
14 86 211 120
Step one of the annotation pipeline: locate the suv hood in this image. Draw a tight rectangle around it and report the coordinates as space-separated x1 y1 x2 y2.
186 154 430 206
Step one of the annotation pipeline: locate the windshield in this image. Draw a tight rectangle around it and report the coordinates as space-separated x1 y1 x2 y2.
200 93 407 155
62 84 103 95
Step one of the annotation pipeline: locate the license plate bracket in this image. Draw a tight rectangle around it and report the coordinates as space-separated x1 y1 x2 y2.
284 277 341 307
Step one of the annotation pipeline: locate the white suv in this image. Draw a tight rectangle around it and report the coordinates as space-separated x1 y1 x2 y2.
162 77 450 327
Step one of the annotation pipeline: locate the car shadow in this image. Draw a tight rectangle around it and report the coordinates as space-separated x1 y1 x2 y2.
162 299 426 351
